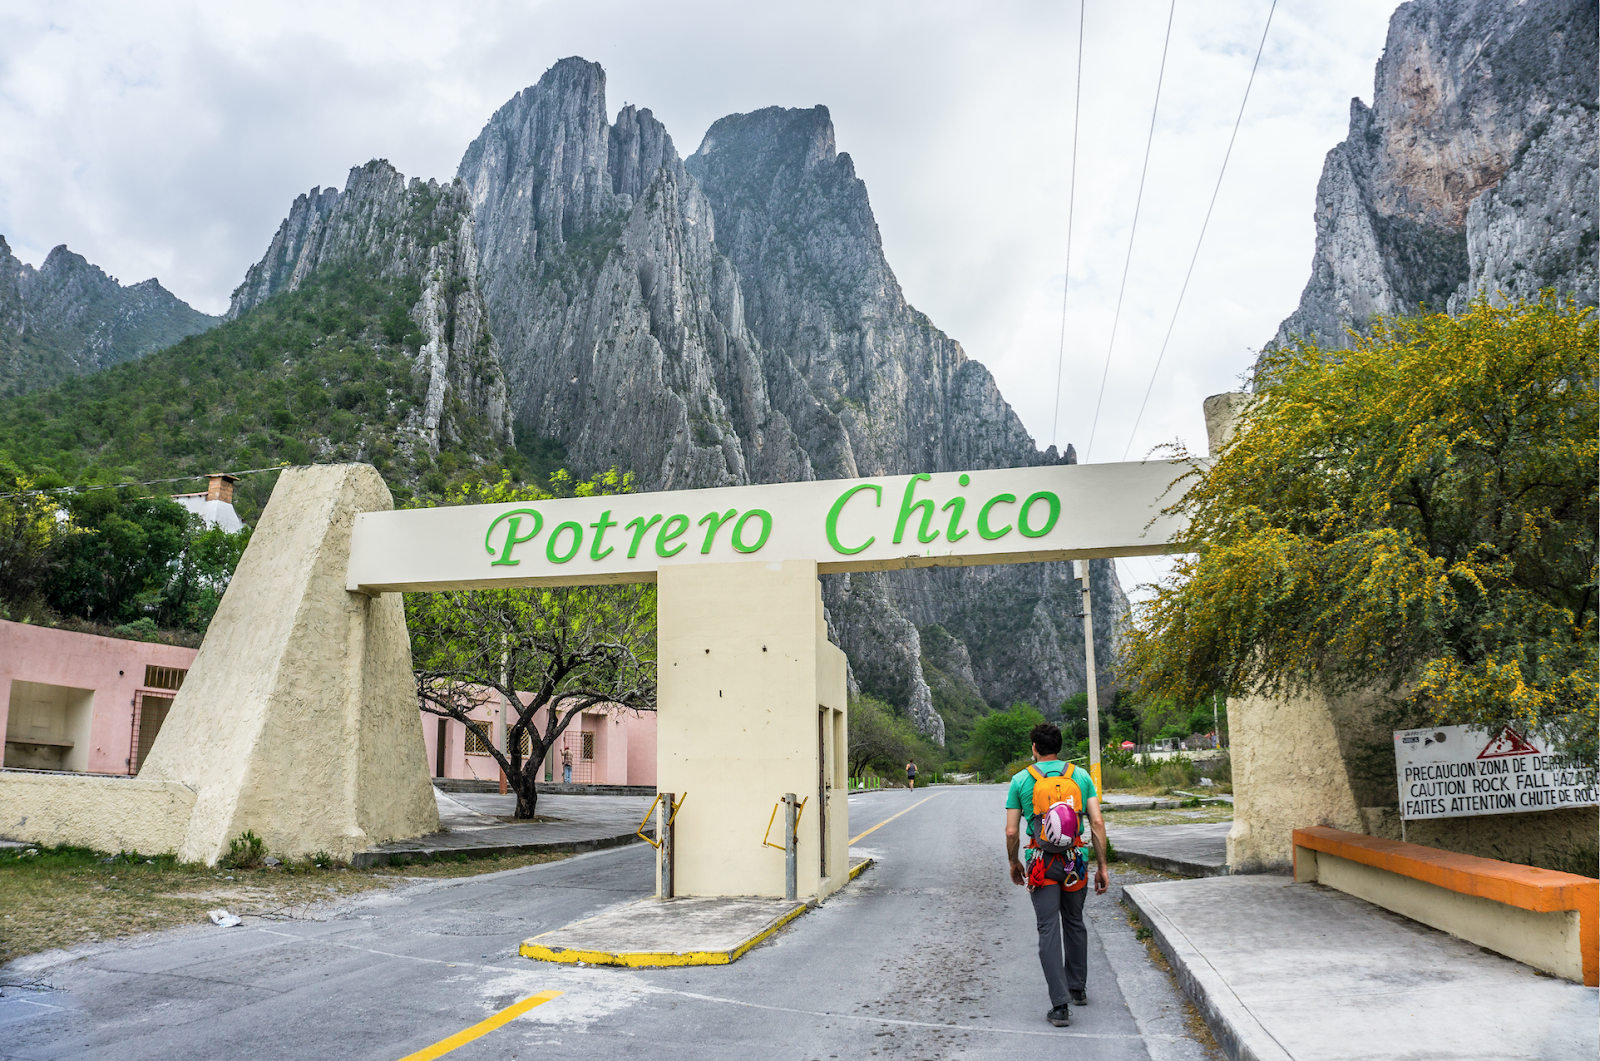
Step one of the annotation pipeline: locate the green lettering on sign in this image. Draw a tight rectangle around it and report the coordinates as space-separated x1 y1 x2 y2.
589 510 618 560
732 509 772 553
656 514 690 557
826 483 882 555
697 509 739 554
941 496 967 543
547 521 583 563
625 514 663 559
893 474 939 545
977 494 1015 540
1017 491 1060 538
485 508 543 566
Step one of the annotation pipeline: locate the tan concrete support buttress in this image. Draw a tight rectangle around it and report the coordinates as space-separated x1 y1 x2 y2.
139 464 438 863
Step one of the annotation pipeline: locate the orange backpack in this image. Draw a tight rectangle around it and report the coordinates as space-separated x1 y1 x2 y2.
1026 763 1086 854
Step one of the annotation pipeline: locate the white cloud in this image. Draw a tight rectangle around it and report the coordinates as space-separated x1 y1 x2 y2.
0 0 1397 474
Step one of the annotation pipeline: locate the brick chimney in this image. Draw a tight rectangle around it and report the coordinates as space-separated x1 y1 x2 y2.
206 473 238 504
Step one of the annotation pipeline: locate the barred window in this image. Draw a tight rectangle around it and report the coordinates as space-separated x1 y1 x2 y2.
144 665 187 691
464 726 533 757
581 732 595 761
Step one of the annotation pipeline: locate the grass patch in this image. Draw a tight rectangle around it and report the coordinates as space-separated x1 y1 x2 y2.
1104 806 1236 828
0 843 571 963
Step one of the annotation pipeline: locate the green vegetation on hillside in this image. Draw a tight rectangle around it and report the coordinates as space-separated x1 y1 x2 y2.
0 261 560 641
846 694 946 781
0 264 526 523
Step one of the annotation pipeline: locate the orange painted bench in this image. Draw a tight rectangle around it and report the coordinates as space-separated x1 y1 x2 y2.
1294 825 1597 985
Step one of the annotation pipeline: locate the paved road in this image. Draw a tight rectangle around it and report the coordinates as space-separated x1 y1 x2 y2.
2 785 1217 1060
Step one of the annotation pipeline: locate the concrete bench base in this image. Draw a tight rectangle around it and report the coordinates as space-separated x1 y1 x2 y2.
1294 826 1596 984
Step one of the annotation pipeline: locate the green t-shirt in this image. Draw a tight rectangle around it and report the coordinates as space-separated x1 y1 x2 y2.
1005 760 1097 866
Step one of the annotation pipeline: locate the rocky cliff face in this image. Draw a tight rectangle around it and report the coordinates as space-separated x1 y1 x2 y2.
0 237 218 397
456 60 789 491
456 59 1128 741
228 161 514 456
1270 0 1597 352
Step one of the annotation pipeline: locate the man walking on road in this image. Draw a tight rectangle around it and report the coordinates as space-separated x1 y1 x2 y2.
1004 722 1108 1028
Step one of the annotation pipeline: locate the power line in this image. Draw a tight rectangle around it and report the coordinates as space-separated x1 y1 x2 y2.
1121 0 1277 462
1084 0 1176 463
0 465 288 502
1049 0 1087 454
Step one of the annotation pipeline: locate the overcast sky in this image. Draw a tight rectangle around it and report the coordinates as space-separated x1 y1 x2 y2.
1 0 1400 587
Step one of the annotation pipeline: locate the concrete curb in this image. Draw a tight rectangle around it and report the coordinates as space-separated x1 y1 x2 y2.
521 900 813 968
350 829 640 868
1114 849 1229 879
520 856 876 968
1122 883 1292 1061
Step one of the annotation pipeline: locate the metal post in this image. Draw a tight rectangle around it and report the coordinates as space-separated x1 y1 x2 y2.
1213 692 1220 750
498 639 509 796
784 792 798 902
1075 560 1102 793
661 792 676 899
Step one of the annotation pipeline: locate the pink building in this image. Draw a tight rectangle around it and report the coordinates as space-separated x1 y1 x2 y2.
420 696 656 787
1 618 656 788
1 620 199 775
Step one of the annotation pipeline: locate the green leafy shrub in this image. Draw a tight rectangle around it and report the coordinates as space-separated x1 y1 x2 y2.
222 830 266 869
968 703 1045 777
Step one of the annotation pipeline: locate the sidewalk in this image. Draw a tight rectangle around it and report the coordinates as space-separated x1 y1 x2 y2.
1109 822 1230 877
352 789 656 867
1124 875 1598 1061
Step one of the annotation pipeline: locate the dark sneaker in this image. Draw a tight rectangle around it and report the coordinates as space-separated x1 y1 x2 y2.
1047 1004 1072 1027
1069 989 1088 1006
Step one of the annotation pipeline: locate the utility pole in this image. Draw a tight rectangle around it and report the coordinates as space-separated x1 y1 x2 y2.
1075 560 1102 794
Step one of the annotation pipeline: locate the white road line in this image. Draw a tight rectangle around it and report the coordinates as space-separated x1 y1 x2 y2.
669 989 1186 1041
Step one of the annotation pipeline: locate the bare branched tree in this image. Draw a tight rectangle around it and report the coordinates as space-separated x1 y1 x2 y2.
407 583 656 818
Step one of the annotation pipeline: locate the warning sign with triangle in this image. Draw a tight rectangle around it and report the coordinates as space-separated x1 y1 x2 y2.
1476 727 1541 760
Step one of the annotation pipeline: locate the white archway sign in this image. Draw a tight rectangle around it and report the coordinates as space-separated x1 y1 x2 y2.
347 462 1190 592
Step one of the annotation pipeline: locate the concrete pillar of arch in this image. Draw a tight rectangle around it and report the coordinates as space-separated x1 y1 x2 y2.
656 560 850 900
140 464 438 864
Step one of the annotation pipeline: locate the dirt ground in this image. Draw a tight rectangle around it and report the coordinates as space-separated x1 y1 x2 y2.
0 845 571 965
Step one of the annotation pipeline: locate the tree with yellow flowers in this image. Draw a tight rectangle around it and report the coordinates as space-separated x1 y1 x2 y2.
1125 297 1597 761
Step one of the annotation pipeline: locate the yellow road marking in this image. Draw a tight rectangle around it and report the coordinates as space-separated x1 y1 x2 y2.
850 792 939 845
395 990 562 1061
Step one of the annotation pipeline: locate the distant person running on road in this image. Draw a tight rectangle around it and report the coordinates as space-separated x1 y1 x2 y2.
905 760 918 790
1004 722 1107 1028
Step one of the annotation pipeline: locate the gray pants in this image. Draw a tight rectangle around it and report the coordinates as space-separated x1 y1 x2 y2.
1029 883 1087 1006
